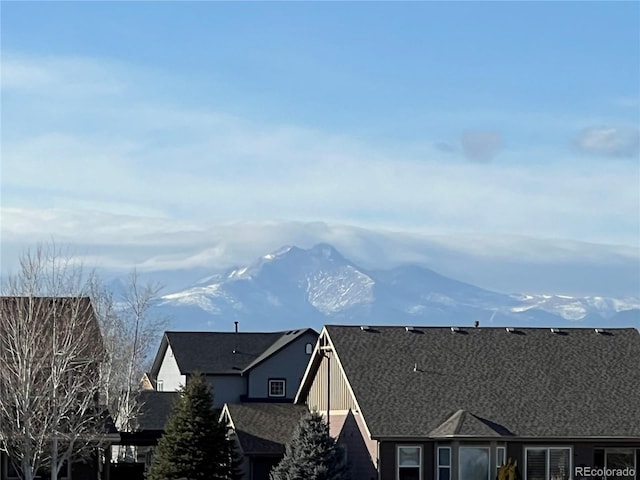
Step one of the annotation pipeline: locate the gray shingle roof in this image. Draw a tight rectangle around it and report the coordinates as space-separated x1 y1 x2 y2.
136 391 180 431
225 403 308 455
324 325 640 439
157 328 315 376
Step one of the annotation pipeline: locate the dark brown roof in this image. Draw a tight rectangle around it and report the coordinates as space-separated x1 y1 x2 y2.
0 296 103 357
150 328 317 377
321 325 640 439
224 403 308 455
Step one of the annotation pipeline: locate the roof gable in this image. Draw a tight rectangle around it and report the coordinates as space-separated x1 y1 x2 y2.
321 325 640 439
222 403 308 455
150 328 317 377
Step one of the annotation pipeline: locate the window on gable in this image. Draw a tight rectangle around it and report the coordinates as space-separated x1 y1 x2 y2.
459 447 490 480
525 447 571 480
437 446 451 480
157 379 164 392
268 379 286 397
397 445 421 480
305 343 313 354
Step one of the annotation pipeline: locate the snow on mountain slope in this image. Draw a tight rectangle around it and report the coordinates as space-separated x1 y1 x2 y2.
155 243 639 331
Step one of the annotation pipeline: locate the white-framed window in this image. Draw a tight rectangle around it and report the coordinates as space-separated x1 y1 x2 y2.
397 445 422 480
268 379 286 397
459 446 490 480
525 447 571 480
305 342 313 354
157 379 164 391
497 446 507 472
437 446 451 480
605 449 636 480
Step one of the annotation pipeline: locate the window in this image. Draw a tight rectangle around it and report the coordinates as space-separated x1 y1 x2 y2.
459 447 490 480
157 379 164 391
605 449 636 480
268 379 286 397
525 447 571 480
305 342 313 354
497 447 506 472
437 447 451 480
397 445 422 480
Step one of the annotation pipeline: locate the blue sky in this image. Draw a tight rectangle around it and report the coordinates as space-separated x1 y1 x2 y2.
1 1 639 282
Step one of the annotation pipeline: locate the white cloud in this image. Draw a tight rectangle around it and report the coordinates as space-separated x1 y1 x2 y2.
460 130 503 162
574 126 640 158
1 53 639 254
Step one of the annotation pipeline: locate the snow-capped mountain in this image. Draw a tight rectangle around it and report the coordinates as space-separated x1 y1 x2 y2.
156 243 640 331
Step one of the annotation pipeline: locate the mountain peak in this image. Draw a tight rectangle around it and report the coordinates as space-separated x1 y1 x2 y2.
309 243 344 261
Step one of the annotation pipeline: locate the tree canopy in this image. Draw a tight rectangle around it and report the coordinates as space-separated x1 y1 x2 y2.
147 372 241 480
270 411 350 480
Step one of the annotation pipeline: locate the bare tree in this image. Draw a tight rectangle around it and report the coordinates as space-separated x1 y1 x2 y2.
91 270 166 456
0 245 105 480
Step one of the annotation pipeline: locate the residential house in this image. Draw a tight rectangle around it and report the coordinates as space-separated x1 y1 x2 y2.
147 327 318 405
0 296 114 480
220 403 308 480
127 327 318 479
294 325 640 480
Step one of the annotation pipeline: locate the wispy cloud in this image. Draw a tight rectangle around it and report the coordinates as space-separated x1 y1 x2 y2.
573 126 640 158
1 53 639 252
460 130 503 163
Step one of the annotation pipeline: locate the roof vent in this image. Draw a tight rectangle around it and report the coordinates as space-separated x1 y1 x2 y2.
405 326 416 332
550 328 562 334
506 327 516 333
360 326 372 331
595 328 607 335
450 327 462 333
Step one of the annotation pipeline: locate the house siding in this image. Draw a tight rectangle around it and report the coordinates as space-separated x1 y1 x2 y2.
204 375 247 407
306 351 356 412
248 331 317 400
376 440 640 480
336 410 378 480
156 344 185 391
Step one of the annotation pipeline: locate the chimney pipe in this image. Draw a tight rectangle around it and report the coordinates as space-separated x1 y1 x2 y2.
233 321 239 354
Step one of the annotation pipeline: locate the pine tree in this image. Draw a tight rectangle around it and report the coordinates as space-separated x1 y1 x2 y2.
270 411 350 480
147 372 241 480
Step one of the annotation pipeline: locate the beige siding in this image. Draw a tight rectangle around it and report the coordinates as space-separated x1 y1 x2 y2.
306 352 355 411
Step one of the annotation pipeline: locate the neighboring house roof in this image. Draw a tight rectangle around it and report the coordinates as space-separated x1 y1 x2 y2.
150 328 317 378
223 403 308 455
136 391 181 431
0 296 104 357
298 325 640 439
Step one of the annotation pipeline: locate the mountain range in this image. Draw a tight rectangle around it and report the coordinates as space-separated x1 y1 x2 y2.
154 243 640 331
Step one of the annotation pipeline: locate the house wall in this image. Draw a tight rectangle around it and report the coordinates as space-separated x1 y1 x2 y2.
336 410 378 480
306 351 356 412
204 375 247 407
248 331 317 400
377 440 640 480
156 345 185 391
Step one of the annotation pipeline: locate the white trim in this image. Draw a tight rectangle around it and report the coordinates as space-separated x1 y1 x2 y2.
524 446 573 480
268 379 286 397
397 445 423 480
497 446 507 470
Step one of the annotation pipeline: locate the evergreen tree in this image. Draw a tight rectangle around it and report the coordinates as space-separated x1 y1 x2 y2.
270 411 350 480
147 372 241 480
